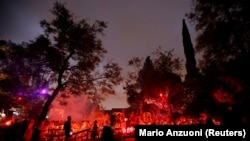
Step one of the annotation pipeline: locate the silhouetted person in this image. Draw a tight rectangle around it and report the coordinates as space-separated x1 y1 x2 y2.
205 117 214 127
63 116 72 141
91 120 98 141
100 114 116 141
100 126 114 141
110 114 116 128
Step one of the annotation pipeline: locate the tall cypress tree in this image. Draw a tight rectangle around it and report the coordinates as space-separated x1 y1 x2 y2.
182 19 204 116
182 19 199 81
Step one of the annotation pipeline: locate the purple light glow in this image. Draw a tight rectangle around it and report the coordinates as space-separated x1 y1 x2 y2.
40 89 48 94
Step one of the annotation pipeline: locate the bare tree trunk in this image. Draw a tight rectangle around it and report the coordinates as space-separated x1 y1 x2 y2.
31 85 62 141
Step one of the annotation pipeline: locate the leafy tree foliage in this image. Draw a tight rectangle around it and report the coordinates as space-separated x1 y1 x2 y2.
187 0 250 124
0 39 40 117
187 0 250 65
3 2 122 139
138 56 158 99
124 47 184 115
26 0 122 127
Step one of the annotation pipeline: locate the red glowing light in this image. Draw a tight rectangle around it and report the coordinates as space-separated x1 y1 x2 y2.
159 93 163 97
5 120 12 126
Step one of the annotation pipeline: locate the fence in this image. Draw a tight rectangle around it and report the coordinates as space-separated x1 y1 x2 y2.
45 127 128 141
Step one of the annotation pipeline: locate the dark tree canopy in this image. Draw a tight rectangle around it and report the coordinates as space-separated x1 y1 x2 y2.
138 56 157 99
2 2 122 140
187 0 250 124
30 1 121 118
124 48 184 114
0 39 45 118
187 0 250 67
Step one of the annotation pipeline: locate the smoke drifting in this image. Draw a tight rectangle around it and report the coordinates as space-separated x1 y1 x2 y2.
48 95 100 122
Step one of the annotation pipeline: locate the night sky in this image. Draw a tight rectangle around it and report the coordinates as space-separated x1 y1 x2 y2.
0 0 196 110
